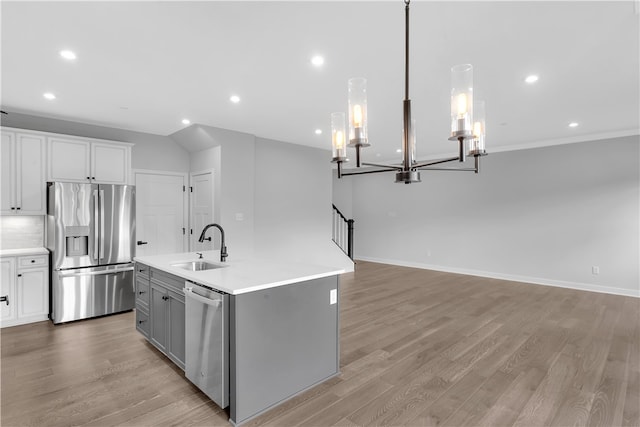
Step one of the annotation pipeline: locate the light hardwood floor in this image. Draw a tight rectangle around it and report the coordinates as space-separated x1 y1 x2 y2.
1 261 638 426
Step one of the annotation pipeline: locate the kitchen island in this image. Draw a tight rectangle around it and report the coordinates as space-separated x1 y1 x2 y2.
134 251 346 426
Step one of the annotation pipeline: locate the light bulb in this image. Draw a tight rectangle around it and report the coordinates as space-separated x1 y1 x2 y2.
353 105 363 127
335 131 344 149
457 94 468 117
473 121 483 137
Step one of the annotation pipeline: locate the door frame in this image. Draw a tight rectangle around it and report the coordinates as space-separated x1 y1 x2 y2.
189 168 215 251
133 169 189 253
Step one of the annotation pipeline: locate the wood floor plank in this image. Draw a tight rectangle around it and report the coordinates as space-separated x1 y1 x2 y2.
476 368 547 427
512 352 580 426
1 260 637 427
408 370 488 426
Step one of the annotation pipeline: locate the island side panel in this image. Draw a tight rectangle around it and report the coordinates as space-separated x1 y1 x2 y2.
229 275 340 425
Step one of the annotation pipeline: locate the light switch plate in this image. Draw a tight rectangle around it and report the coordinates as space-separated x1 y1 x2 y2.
330 289 337 305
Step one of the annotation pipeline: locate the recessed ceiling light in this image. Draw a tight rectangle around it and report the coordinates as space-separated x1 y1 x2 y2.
182 119 191 125
311 55 324 67
43 92 56 100
396 149 402 153
59 50 77 60
314 129 322 135
230 95 240 104
568 122 579 128
525 75 539 84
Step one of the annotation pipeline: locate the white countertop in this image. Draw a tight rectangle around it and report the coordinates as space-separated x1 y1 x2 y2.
134 251 346 295
0 247 49 257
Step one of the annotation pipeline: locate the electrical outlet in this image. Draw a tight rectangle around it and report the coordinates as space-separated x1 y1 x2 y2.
592 266 600 275
330 289 337 305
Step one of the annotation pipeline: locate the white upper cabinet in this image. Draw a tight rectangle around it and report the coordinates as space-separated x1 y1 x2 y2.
47 137 91 182
0 130 46 215
48 136 132 184
91 142 130 184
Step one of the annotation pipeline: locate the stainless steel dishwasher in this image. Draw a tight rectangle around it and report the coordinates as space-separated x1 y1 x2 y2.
183 282 229 408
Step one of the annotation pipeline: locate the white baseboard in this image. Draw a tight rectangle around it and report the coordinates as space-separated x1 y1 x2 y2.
1 314 49 329
355 256 640 298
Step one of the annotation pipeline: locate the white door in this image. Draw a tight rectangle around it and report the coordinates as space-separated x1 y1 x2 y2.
135 171 187 257
190 171 214 251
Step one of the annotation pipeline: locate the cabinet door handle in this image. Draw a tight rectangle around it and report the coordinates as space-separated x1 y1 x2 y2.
17 274 22 277
31 259 36 263
16 207 20 210
138 290 146 295
0 295 8 306
137 241 148 246
11 207 15 210
138 319 147 324
162 295 169 301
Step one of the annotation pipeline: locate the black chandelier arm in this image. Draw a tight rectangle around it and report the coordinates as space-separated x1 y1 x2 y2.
417 167 477 172
361 162 402 170
412 156 460 169
338 167 399 177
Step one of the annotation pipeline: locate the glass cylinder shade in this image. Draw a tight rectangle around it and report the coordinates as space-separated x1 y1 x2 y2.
469 100 486 156
449 64 473 140
348 78 369 147
402 119 416 164
331 112 347 160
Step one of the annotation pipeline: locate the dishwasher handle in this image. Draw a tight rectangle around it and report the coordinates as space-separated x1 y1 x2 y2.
183 286 222 307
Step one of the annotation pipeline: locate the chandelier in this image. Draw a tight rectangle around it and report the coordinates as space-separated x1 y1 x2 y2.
331 0 488 184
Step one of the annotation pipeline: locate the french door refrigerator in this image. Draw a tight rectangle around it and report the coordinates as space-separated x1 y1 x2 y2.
47 182 136 324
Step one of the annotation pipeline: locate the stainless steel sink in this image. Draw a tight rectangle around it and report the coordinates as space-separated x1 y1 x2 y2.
171 261 226 271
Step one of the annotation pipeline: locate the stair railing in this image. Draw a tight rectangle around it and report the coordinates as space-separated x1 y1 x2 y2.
332 204 354 259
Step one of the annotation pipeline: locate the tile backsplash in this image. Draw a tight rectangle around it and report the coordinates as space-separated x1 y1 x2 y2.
0 216 45 249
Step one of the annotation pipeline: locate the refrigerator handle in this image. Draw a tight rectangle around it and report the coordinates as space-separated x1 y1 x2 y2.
99 189 105 261
93 189 100 259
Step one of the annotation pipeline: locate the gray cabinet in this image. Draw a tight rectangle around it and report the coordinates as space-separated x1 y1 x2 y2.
134 263 150 338
135 262 185 370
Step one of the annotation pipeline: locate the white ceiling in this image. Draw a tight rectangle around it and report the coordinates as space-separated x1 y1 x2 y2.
1 1 638 162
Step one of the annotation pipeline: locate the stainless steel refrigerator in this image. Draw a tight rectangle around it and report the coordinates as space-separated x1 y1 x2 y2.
47 182 136 324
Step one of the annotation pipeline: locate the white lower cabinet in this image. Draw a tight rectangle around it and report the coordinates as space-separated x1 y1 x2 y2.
0 258 17 323
0 254 49 328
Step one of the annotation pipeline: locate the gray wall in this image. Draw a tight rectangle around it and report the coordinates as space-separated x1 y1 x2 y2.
176 125 353 270
254 137 336 265
332 170 353 219
335 136 639 296
175 125 256 260
0 112 190 172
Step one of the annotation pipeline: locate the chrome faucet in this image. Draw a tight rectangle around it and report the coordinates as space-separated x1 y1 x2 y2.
198 223 228 262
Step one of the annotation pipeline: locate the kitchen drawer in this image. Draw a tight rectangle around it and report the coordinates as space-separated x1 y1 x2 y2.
135 306 150 338
150 268 184 293
136 278 150 307
135 263 150 278
17 255 48 269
